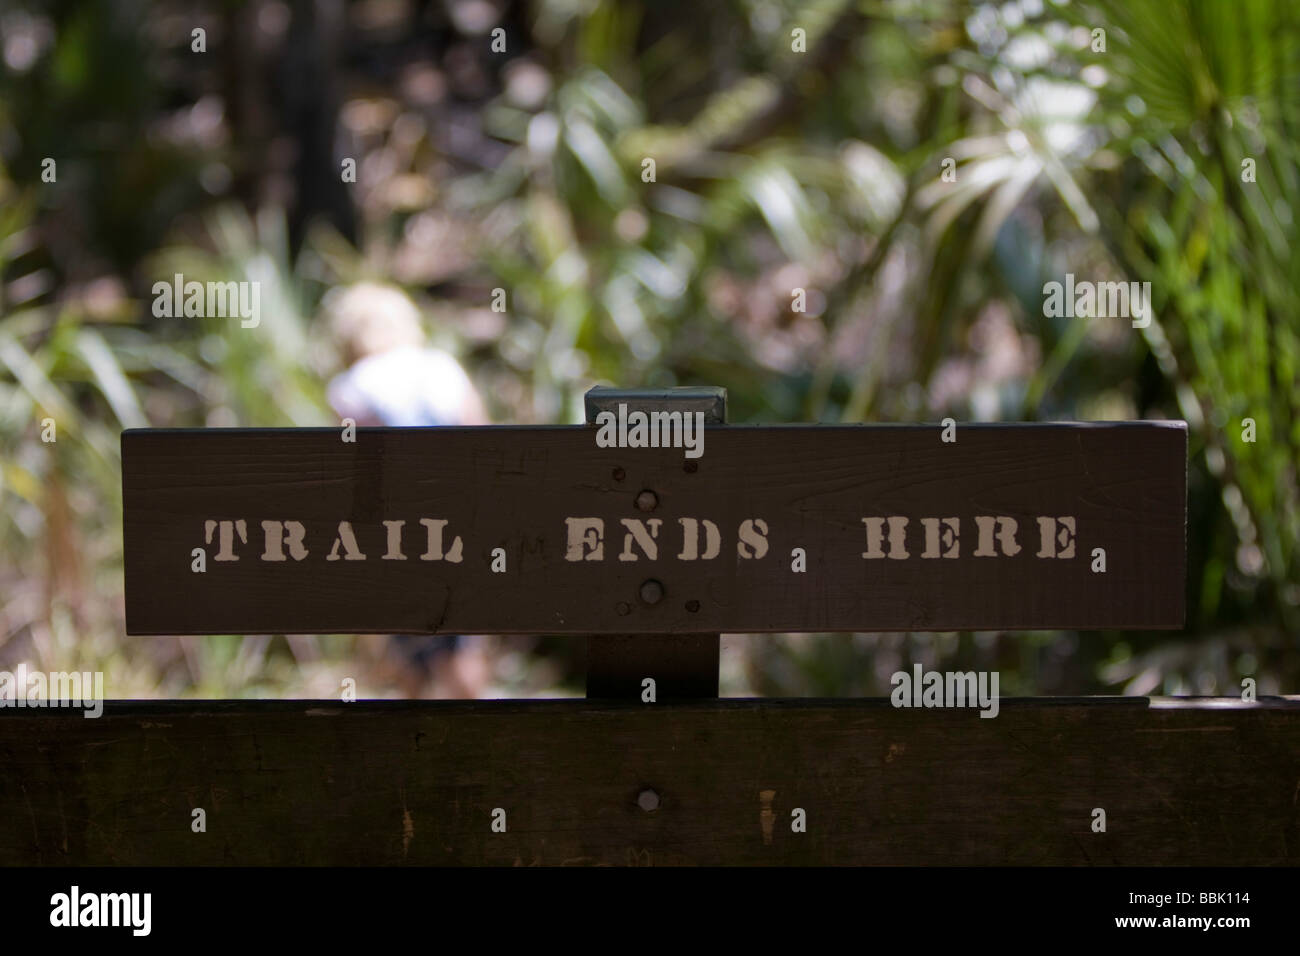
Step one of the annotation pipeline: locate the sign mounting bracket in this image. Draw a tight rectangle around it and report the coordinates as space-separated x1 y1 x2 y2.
583 385 726 700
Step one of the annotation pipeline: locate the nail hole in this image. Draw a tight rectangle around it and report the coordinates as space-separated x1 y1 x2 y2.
683 460 698 473
685 599 700 613
612 467 626 481
616 602 631 616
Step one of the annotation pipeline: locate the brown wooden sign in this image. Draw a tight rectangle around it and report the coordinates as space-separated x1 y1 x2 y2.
121 423 1186 635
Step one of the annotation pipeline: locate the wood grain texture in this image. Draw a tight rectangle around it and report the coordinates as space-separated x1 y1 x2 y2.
121 423 1187 634
1 698 1294 866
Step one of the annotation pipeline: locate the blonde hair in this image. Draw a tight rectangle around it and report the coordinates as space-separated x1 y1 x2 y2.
324 282 425 364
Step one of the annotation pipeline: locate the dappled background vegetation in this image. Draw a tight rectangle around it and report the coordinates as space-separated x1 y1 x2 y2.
1 0 1297 699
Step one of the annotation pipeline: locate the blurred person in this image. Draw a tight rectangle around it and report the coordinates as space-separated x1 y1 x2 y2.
326 282 489 427
323 282 490 698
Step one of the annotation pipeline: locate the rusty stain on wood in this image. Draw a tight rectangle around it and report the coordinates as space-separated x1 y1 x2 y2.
759 790 776 845
4 698 1290 866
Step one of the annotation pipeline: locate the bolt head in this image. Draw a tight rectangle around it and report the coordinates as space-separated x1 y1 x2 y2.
639 579 664 605
635 489 658 512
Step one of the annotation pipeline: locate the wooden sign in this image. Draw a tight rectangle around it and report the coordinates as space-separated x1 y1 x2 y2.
121 423 1186 635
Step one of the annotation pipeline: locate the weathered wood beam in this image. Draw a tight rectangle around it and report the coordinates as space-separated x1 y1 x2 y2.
2 697 1294 866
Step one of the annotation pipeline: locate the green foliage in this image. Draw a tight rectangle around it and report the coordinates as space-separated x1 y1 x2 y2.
1 0 1296 698
1079 0 1300 636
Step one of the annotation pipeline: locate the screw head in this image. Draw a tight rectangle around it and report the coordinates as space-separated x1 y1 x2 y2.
637 788 660 812
639 579 664 605
616 601 631 616
635 489 658 512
